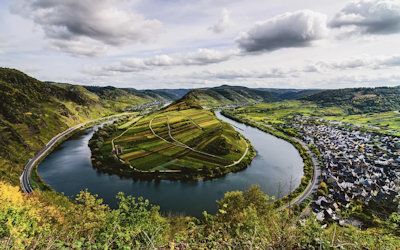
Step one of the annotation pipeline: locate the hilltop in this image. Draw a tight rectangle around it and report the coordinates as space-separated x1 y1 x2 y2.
89 95 254 179
185 85 279 107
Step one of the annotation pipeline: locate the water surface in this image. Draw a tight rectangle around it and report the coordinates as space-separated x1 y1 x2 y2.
38 112 303 217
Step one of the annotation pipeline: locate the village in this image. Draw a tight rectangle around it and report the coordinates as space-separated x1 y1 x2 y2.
284 116 400 225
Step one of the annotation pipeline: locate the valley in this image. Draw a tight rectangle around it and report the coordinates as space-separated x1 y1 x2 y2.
1 68 399 248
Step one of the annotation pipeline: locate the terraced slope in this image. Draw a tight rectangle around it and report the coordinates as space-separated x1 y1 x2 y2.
90 99 254 179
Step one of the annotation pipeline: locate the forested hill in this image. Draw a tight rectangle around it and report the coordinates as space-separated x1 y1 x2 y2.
82 86 178 103
183 85 279 107
303 86 400 114
0 68 176 184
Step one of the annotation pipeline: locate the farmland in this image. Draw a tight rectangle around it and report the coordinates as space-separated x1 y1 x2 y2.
233 101 400 135
90 103 252 178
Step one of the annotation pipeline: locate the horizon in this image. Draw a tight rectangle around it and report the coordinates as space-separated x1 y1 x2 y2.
1 0 400 89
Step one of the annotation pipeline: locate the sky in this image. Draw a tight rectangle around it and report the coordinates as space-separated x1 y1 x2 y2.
1 0 400 90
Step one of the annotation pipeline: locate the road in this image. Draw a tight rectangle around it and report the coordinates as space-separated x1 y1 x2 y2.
290 138 321 205
20 123 87 193
249 119 321 207
20 114 129 194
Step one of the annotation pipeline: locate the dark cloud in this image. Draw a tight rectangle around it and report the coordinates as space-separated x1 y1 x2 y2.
236 10 328 52
330 0 400 35
11 0 162 56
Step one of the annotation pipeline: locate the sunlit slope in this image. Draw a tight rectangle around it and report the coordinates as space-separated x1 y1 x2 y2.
0 68 175 184
92 97 249 174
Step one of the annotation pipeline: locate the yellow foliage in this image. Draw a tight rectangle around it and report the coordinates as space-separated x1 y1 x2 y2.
0 182 25 207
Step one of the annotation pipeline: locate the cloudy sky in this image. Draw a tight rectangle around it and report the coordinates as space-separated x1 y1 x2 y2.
1 0 400 89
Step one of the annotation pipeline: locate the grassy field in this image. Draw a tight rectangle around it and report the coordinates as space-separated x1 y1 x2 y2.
234 101 400 135
96 107 248 173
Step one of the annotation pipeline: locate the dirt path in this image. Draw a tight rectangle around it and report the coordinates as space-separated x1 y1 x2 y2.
150 116 223 159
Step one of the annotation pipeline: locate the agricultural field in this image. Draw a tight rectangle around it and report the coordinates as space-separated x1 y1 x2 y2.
234 101 400 135
95 107 248 173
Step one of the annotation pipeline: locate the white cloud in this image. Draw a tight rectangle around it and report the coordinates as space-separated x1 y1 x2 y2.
209 8 231 33
236 10 328 52
190 68 294 80
306 55 400 72
330 0 400 35
45 39 108 58
11 0 162 56
84 48 239 74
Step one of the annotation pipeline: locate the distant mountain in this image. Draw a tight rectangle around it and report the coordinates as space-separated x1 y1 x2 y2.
256 88 325 100
149 88 191 99
304 86 400 114
275 90 325 100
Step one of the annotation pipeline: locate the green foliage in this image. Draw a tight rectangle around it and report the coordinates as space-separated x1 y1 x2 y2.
90 104 251 179
182 86 279 108
318 181 328 196
304 86 400 114
1 181 400 249
203 136 231 155
96 193 169 248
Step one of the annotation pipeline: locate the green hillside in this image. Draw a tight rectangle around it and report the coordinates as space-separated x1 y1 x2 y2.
1 68 399 248
185 85 279 107
304 86 400 114
89 95 253 179
0 68 175 185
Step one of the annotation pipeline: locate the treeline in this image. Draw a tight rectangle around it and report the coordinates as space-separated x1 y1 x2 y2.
304 86 400 114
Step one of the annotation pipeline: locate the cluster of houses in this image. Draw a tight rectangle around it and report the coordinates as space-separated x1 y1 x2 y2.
289 116 400 224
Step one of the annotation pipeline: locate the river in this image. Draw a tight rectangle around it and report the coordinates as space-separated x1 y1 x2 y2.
38 111 303 217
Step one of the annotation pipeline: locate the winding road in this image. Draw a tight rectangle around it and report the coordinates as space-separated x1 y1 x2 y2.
20 123 87 193
20 114 130 194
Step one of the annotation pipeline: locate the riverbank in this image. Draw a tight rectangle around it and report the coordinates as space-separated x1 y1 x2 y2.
23 113 135 193
89 111 256 181
220 110 317 209
38 109 304 216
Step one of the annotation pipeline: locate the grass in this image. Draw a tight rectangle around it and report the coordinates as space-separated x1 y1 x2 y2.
322 111 400 135
117 115 141 129
235 100 400 135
